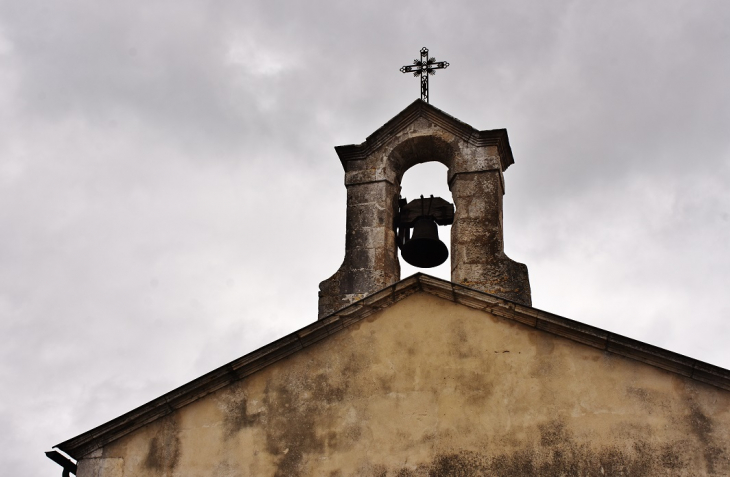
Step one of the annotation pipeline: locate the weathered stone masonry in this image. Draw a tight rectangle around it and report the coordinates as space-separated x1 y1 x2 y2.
319 100 531 318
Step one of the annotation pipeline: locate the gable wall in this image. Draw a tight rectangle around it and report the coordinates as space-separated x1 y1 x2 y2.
78 293 730 476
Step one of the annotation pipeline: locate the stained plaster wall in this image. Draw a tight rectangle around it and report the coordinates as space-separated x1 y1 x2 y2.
78 293 730 476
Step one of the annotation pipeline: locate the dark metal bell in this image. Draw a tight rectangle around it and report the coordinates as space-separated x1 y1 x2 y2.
400 216 449 268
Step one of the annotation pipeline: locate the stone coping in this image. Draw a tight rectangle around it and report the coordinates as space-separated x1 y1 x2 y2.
334 99 514 172
55 273 730 460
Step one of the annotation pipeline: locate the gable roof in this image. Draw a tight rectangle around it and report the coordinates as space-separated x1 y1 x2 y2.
334 99 515 172
55 273 730 460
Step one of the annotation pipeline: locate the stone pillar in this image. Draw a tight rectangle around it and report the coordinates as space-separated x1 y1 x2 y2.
450 170 531 305
318 179 400 318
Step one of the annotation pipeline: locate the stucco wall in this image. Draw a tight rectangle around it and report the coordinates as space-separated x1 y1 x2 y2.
78 293 730 476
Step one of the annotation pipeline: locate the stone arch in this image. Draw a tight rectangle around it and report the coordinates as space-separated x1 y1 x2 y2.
388 134 457 186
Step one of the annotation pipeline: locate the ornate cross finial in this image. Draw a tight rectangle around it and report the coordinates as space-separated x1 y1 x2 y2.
400 47 449 103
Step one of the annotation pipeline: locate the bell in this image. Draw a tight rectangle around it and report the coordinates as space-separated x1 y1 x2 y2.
401 216 449 268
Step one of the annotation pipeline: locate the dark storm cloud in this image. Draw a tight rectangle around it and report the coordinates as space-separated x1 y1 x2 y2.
0 1 728 475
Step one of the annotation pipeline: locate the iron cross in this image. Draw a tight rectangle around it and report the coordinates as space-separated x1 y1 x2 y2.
400 47 449 103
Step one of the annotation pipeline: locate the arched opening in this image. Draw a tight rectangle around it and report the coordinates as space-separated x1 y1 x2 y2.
398 161 452 281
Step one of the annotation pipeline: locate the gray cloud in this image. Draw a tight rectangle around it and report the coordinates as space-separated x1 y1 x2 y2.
0 1 728 475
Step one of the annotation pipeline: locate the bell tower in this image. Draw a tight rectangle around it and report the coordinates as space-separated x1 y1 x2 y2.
318 100 531 318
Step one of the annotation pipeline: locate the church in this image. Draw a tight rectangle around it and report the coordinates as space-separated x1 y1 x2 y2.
47 95 730 475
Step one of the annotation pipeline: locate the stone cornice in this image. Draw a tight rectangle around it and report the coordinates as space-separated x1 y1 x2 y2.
56 274 730 460
334 100 515 172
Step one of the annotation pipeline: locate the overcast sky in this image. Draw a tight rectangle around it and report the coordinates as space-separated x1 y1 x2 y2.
1 0 729 475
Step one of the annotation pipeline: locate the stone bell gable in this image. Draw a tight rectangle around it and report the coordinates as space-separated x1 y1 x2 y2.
319 100 531 318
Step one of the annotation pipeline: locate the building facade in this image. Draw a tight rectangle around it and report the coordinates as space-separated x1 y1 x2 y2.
51 102 730 477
